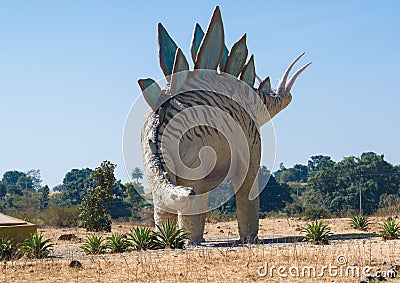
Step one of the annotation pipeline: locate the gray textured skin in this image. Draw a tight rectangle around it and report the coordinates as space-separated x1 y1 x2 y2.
140 8 310 244
141 64 309 243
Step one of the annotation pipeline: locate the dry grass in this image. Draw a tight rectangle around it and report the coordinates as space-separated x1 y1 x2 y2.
1 217 399 282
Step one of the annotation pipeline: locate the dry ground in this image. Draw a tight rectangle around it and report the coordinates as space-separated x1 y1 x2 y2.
1 217 399 282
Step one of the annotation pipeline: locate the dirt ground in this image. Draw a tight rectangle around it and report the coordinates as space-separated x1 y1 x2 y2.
1 217 399 282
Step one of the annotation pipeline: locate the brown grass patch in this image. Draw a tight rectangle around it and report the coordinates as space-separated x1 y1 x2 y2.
1 217 399 282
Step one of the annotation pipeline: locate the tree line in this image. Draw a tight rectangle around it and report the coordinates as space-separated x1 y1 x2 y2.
0 163 150 229
209 152 400 219
0 151 399 228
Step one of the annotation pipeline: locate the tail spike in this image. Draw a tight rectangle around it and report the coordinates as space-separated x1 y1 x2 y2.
285 62 312 93
277 52 305 96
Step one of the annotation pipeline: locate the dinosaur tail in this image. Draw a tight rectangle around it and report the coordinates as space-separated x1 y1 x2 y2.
141 108 194 213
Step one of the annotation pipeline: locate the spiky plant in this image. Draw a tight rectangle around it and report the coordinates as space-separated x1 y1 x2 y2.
128 226 156 251
0 238 17 261
301 220 332 245
20 232 54 258
349 215 371 231
378 218 400 240
105 233 129 253
81 235 105 254
153 220 189 249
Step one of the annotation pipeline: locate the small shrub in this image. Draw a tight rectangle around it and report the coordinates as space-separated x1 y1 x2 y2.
20 232 54 258
207 211 236 222
302 206 331 220
378 218 400 240
0 238 17 261
128 226 155 251
81 235 105 254
39 206 80 227
284 202 303 217
105 233 129 253
349 215 370 231
153 220 189 249
301 220 332 245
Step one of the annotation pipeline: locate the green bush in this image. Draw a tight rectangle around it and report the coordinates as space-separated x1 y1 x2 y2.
349 215 370 231
378 218 400 240
284 201 304 217
302 206 331 220
81 235 105 254
207 211 236 222
39 206 80 227
105 233 129 253
79 187 112 232
0 238 18 261
128 226 155 251
20 232 54 258
153 220 189 249
301 220 332 245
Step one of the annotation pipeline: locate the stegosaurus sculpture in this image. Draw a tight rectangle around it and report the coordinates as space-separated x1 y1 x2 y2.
138 6 310 243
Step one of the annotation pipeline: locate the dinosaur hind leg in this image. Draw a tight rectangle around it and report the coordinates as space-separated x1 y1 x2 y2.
178 193 209 244
231 150 261 243
154 206 178 227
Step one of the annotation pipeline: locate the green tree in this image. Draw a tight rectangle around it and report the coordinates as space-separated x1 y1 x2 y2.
6 196 14 208
0 182 6 201
307 155 335 176
273 162 287 182
124 182 149 220
259 166 292 213
26 169 42 190
280 164 308 183
2 170 25 195
131 167 144 183
59 168 94 206
305 152 400 215
16 175 34 191
79 160 116 232
108 181 131 219
38 185 50 210
2 170 25 186
210 166 292 214
208 180 236 213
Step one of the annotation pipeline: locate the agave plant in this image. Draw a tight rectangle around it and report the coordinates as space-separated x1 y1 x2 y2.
0 238 17 261
378 218 400 240
153 220 189 249
20 232 54 258
349 215 371 231
105 233 129 253
81 235 105 254
301 220 332 245
128 226 156 251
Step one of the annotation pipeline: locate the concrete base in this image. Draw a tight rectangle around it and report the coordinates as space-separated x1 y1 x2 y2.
0 213 37 243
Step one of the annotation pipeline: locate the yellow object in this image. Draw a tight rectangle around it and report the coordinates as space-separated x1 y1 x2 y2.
0 213 37 243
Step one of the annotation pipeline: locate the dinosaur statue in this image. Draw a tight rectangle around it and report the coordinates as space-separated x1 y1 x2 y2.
138 6 310 243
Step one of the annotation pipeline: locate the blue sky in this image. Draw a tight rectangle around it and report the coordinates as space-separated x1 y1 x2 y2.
1 1 399 188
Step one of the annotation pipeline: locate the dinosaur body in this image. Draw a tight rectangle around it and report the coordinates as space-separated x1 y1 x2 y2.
139 7 310 243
